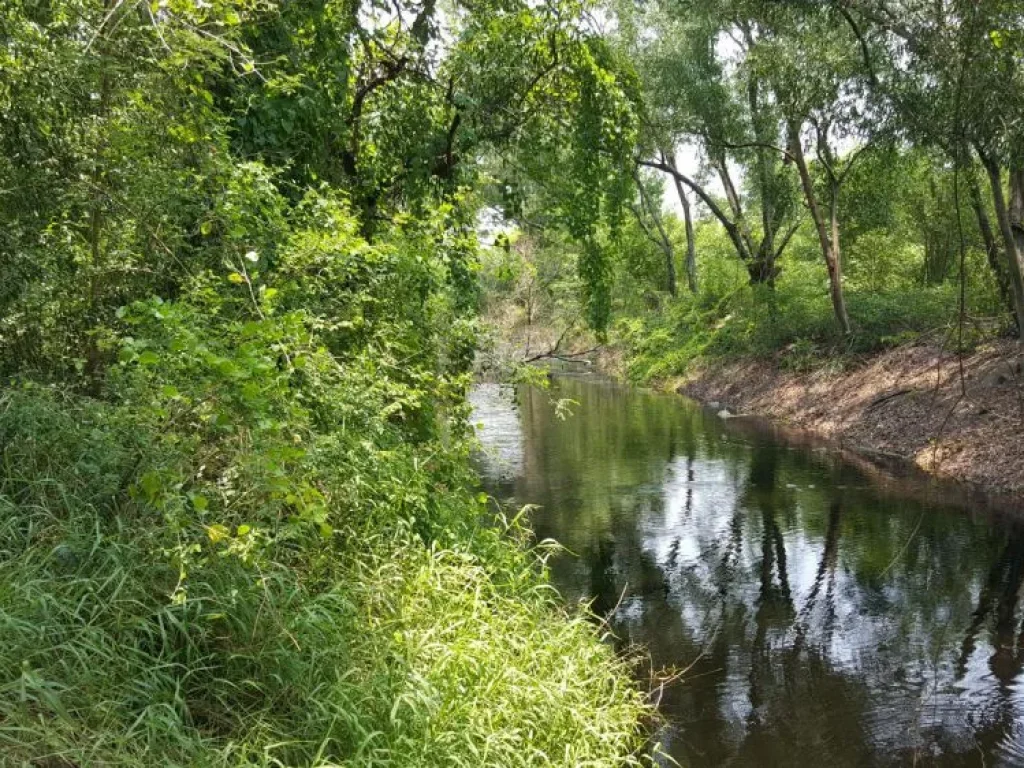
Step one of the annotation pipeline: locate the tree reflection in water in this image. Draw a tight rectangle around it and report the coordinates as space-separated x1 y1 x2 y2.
471 376 1024 767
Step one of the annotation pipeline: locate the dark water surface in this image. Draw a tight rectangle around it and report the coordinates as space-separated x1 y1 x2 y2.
470 375 1024 767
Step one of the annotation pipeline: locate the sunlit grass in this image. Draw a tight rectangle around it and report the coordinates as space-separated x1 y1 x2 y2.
0 489 652 767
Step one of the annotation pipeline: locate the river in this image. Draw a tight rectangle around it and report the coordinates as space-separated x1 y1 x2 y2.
470 374 1024 767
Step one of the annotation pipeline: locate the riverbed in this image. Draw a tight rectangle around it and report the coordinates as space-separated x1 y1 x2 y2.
471 374 1024 767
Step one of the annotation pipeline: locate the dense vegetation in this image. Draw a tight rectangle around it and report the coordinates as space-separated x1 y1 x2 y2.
4 0 1023 763
0 0 652 765
480 0 1024 384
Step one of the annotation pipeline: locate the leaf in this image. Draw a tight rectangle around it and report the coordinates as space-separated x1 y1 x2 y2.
236 524 251 536
207 523 229 544
228 272 246 284
138 471 162 500
241 381 261 401
191 494 209 511
138 350 160 366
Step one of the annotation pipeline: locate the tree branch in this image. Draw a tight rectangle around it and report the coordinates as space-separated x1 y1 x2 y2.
523 346 601 364
834 2 879 85
638 157 753 263
774 218 803 260
703 138 798 164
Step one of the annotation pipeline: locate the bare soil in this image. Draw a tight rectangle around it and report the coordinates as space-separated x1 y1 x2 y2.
677 340 1024 496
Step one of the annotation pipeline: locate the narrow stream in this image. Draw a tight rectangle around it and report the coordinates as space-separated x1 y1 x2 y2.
471 374 1024 767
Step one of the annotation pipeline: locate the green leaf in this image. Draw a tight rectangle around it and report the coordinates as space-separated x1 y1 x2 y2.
138 471 162 501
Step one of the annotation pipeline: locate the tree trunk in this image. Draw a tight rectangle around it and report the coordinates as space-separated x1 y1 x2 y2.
653 155 754 271
84 0 118 394
680 184 698 293
978 147 1024 336
634 170 677 296
1009 165 1024 278
788 121 851 335
715 155 758 263
748 74 780 288
664 155 697 293
651 206 677 298
827 177 852 335
966 161 1013 320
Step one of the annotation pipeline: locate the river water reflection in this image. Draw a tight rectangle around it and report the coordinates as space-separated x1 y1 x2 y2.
471 375 1024 767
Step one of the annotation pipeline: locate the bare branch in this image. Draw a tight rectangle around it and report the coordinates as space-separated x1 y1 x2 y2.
703 138 798 164
523 346 602 364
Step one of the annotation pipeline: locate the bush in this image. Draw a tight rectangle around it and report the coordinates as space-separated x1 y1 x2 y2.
0 198 651 767
0 388 651 768
612 225 1002 385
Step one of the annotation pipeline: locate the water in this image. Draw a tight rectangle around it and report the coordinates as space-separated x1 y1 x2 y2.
470 375 1024 767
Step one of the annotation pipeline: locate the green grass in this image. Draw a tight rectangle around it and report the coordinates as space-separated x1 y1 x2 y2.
0 389 652 768
615 269 997 385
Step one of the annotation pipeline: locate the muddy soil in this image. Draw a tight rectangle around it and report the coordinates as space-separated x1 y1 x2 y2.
678 341 1024 496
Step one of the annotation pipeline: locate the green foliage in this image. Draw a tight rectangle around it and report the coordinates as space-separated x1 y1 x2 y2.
558 0 1024 357
486 27 640 333
0 170 651 760
0 0 651 763
610 218 1000 384
0 468 648 767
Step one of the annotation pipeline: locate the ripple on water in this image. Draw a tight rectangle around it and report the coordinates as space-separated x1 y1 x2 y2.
471 376 1024 768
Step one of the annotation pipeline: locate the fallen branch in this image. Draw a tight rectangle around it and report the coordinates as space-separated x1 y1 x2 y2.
522 346 602 364
866 388 912 410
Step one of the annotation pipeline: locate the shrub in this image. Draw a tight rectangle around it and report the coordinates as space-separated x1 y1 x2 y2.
0 388 651 768
612 228 1001 385
0 199 651 766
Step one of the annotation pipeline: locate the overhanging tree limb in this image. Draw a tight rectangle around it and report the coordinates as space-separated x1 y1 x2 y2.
704 138 797 164
637 156 753 263
632 167 677 295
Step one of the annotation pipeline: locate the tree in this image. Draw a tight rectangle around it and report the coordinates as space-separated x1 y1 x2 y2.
631 169 680 295
620 0 801 286
840 0 1024 335
748 2 882 335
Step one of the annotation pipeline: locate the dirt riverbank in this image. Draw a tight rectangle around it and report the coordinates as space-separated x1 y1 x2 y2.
676 340 1024 497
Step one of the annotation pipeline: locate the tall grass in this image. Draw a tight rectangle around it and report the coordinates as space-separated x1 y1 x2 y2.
616 260 987 384
0 389 652 767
